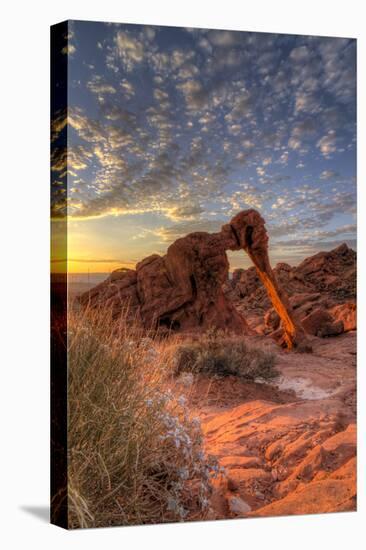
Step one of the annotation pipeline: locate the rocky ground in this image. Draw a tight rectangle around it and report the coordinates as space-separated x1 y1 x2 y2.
185 331 356 519
224 243 356 341
78 219 357 520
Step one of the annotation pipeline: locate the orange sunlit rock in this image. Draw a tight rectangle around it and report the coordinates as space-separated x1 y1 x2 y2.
80 209 308 349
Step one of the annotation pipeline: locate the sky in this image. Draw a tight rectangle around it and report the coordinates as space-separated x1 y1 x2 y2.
51 21 356 275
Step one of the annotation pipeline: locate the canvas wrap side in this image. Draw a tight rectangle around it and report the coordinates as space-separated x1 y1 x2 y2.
50 20 68 530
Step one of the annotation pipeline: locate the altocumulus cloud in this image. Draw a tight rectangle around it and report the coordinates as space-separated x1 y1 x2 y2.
51 21 356 264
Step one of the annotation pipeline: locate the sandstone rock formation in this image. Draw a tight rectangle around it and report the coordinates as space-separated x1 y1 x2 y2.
190 331 356 519
301 308 344 338
80 209 307 349
331 302 356 332
80 230 248 334
225 243 356 339
226 210 307 349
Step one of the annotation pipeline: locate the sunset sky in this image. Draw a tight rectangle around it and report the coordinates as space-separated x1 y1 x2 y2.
51 21 356 275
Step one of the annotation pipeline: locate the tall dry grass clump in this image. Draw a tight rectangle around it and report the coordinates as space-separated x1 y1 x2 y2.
67 304 220 528
174 328 276 380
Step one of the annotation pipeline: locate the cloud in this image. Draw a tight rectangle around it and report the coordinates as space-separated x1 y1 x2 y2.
289 45 310 63
294 92 320 115
87 76 117 96
61 43 76 56
228 124 242 135
287 118 317 152
61 26 76 56
166 204 204 221
317 131 337 157
143 26 156 41
51 145 92 173
207 30 241 47
60 99 233 221
224 91 252 123
99 103 137 125
154 88 170 102
319 38 356 102
288 136 301 150
51 109 67 142
93 146 125 169
120 79 135 98
272 239 356 260
153 219 224 242
177 63 199 80
313 224 356 239
223 186 263 213
279 151 289 165
55 21 356 265
176 79 206 111
271 197 286 210
114 30 144 70
320 170 339 180
68 146 93 171
171 49 194 70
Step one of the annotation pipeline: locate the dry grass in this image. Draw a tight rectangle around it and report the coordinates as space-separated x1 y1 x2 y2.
67 304 220 528
173 328 276 380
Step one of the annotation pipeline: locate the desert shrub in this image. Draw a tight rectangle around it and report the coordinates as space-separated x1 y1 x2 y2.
174 329 276 380
67 305 221 528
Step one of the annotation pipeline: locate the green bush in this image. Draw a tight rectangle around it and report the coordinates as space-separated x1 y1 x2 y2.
174 330 276 380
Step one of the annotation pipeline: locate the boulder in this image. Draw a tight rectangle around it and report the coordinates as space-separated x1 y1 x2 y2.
290 292 321 310
331 302 356 332
264 308 280 331
228 496 251 515
302 307 344 337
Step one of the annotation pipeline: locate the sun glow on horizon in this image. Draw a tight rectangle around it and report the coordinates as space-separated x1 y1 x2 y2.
51 22 356 275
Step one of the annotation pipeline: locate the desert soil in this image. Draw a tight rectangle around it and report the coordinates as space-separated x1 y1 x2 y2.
183 331 357 519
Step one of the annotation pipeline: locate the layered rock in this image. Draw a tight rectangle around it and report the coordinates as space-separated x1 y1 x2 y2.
192 333 357 519
80 227 248 334
227 243 356 339
331 302 356 332
80 209 307 348
135 232 248 333
301 308 344 338
226 210 307 349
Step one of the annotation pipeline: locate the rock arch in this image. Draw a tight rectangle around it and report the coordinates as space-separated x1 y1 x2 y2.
223 210 307 349
80 209 307 349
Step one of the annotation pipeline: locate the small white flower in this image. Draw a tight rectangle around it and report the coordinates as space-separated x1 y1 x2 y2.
184 434 192 447
178 506 188 519
167 497 179 512
200 497 209 509
197 451 205 461
192 417 201 428
178 372 194 387
178 395 187 407
178 467 189 480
